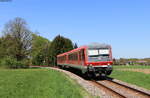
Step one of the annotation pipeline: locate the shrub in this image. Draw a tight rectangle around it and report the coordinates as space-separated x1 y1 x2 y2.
0 57 29 69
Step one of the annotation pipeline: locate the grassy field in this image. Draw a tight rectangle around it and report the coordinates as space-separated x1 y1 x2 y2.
113 65 150 69
0 69 91 98
110 66 150 90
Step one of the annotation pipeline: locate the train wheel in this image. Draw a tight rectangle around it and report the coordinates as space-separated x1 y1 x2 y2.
57 65 62 69
106 70 112 75
82 72 92 80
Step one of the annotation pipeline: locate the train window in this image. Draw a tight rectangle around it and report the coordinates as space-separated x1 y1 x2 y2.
88 50 99 56
58 55 66 62
68 54 72 60
88 49 109 56
68 52 78 61
99 49 109 54
88 48 110 62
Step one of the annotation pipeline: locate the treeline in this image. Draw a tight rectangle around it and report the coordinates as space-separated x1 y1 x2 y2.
113 58 150 66
0 17 77 68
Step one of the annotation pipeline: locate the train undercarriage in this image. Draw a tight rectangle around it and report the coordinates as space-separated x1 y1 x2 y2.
83 65 113 78
58 64 113 79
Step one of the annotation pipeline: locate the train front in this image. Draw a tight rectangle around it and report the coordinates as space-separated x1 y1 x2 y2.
86 43 113 77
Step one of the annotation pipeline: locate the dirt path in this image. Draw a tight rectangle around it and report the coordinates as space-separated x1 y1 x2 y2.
117 68 150 74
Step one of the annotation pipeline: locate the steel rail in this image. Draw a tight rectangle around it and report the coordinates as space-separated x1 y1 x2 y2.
105 79 150 97
95 79 150 98
90 80 126 98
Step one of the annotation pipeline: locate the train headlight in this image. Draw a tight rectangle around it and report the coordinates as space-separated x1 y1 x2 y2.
108 63 110 65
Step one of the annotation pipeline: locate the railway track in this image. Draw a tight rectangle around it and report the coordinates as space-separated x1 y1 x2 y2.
35 67 150 98
90 79 150 98
51 67 150 98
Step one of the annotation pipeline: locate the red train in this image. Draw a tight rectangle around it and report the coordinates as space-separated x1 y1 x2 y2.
57 43 113 77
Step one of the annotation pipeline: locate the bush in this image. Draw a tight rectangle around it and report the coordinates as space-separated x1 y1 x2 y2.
0 57 29 69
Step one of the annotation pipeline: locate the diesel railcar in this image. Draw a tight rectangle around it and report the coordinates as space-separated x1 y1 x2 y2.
57 43 113 77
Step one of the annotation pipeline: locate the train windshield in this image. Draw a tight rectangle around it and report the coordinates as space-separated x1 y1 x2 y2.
88 49 110 62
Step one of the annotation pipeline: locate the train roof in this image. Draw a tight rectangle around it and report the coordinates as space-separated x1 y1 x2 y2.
57 46 87 57
57 43 111 57
87 42 111 49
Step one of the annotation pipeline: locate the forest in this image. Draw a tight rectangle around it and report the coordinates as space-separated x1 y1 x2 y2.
0 17 77 68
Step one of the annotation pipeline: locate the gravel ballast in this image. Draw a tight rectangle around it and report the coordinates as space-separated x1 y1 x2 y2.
49 67 110 98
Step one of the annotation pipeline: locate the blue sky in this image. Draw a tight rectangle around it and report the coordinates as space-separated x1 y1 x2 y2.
0 0 150 58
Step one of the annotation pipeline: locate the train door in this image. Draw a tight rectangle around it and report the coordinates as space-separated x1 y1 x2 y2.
79 49 85 65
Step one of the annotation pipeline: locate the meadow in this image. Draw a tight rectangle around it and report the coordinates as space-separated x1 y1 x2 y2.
113 65 150 69
110 65 150 90
0 68 90 98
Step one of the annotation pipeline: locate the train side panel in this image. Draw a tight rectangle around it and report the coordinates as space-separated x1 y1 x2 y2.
57 47 88 73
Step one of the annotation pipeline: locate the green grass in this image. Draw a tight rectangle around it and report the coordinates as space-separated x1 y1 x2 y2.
0 69 91 98
110 70 150 90
113 65 150 69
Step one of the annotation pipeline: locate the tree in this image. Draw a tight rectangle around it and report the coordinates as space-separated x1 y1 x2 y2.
0 35 14 58
0 37 5 59
31 34 51 66
49 35 73 66
74 43 78 49
2 17 32 61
